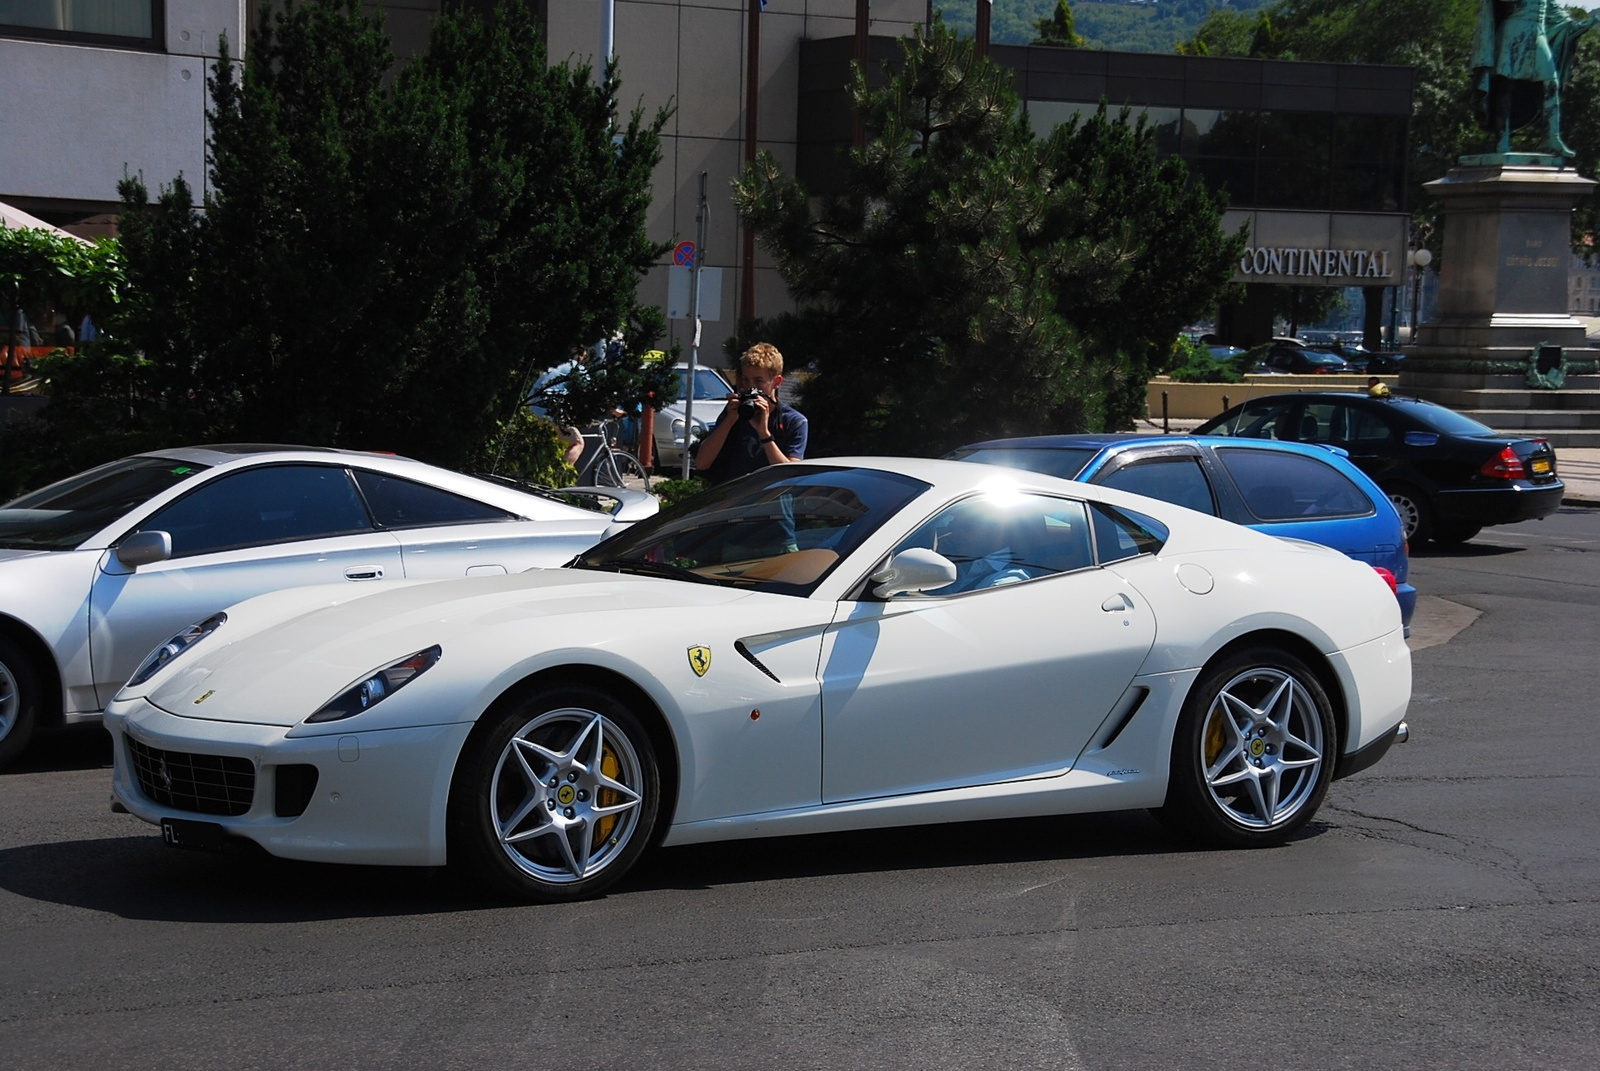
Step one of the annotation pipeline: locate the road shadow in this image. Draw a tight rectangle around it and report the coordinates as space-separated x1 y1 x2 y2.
0 809 1327 922
0 724 112 775
1411 540 1521 559
0 833 497 922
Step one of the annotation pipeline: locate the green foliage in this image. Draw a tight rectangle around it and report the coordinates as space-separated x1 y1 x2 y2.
734 21 1241 451
936 1 1271 53
102 0 669 472
1033 2 1086 48
1166 335 1244 383
468 407 578 488
650 476 707 510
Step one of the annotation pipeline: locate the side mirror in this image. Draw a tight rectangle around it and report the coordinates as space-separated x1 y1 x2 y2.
870 547 957 598
114 530 172 569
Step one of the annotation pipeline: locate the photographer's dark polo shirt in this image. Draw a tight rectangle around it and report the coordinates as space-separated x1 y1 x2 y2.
702 403 809 484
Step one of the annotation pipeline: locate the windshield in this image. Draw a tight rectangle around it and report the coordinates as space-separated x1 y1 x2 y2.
574 465 928 595
675 367 734 403
945 446 1098 481
0 456 209 550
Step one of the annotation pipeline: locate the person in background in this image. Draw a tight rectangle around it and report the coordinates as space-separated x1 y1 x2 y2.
695 342 808 484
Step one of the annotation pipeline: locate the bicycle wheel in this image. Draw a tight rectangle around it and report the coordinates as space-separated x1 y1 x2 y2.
611 450 652 491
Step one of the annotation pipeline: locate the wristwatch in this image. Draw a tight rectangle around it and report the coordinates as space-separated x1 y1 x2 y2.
758 435 775 444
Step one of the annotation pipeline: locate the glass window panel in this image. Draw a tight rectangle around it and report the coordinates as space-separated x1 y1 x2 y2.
1181 109 1258 157
1098 457 1218 516
1215 448 1373 520
892 493 1097 593
1254 157 1329 209
1257 111 1333 170
352 470 514 529
1186 156 1257 204
1024 99 1100 139
1 0 154 39
141 465 372 558
1089 502 1168 563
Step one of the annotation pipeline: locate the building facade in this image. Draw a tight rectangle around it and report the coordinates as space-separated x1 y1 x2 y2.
3 1 1413 353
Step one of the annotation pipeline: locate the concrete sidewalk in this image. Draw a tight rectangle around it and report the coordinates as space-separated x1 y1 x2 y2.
1131 416 1600 507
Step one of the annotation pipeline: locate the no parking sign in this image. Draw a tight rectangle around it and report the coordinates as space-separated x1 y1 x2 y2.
673 241 696 268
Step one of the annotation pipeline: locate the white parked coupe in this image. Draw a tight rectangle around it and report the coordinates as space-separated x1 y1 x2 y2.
0 445 656 766
105 458 1411 901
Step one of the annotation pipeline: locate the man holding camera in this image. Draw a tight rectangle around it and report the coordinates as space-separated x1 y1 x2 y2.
695 342 808 484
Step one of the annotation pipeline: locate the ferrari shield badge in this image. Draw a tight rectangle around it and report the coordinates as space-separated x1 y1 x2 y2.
687 645 712 677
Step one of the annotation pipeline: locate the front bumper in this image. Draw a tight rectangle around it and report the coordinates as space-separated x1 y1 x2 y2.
105 698 473 867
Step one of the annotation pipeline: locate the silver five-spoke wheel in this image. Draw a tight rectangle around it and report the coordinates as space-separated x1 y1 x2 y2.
1199 666 1325 830
1158 647 1337 847
451 684 660 901
490 707 644 885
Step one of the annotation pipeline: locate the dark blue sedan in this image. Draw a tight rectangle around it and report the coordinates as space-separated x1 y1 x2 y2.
947 434 1417 631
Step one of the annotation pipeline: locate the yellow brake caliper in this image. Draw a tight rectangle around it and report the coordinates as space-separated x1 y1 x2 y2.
594 746 621 849
1204 710 1227 770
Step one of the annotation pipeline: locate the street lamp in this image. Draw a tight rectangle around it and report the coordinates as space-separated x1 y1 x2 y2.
1408 248 1432 343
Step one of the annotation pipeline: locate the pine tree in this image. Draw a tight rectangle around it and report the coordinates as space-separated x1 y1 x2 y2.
734 20 1241 451
110 0 671 469
1033 2 1086 49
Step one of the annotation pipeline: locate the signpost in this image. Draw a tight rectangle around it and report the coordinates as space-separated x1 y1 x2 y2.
684 172 708 480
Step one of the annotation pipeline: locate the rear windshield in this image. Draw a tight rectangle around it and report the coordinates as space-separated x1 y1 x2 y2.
0 457 208 550
945 446 1098 481
1398 399 1497 436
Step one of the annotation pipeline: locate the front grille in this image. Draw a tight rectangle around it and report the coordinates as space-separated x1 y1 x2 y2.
127 736 255 817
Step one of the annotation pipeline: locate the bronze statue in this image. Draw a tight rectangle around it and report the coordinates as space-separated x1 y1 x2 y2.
1472 0 1597 158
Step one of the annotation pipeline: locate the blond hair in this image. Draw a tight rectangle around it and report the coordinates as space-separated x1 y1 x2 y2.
740 342 784 376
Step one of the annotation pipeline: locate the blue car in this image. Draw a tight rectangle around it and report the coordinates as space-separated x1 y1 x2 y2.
947 434 1417 632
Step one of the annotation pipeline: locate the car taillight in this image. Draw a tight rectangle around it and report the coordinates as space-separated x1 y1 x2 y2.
1373 567 1399 596
1479 445 1527 480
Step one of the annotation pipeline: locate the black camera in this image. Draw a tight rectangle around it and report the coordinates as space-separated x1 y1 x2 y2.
737 388 766 420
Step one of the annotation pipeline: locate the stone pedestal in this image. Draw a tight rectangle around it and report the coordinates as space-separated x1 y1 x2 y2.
1401 165 1600 446
1406 165 1600 378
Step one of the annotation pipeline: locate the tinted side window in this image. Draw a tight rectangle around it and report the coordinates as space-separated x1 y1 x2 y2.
1340 404 1394 443
1297 404 1338 444
1098 457 1217 516
1216 400 1299 440
1215 448 1374 521
1089 503 1168 563
141 466 372 557
353 470 515 529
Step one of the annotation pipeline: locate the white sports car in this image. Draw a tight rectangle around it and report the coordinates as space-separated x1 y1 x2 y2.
0 445 656 766
105 458 1411 901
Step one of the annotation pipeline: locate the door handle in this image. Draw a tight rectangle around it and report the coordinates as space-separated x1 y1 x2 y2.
1101 593 1134 612
344 565 385 581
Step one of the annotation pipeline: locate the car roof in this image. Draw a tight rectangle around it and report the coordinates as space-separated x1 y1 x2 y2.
122 444 617 522
953 433 1344 460
134 443 407 466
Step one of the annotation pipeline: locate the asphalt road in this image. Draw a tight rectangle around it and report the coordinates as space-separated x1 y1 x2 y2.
2 507 1597 1069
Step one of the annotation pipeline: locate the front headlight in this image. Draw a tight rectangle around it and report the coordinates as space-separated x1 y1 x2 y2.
125 613 227 689
306 646 441 723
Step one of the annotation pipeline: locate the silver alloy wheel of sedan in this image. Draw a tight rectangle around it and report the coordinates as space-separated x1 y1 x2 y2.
490 706 646 885
1199 666 1326 830
1386 487 1430 544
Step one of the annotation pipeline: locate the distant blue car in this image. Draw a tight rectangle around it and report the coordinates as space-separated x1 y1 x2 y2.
947 434 1416 631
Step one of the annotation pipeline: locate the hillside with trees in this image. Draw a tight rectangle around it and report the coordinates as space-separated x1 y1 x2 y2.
934 1 1271 53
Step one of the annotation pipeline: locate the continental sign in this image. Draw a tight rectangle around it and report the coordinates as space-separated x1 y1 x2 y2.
1237 247 1394 280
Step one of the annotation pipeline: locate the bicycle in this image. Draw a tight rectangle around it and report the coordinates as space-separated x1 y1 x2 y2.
577 416 652 491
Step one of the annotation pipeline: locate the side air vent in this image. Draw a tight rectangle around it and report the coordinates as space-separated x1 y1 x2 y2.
1096 686 1149 750
734 640 782 683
